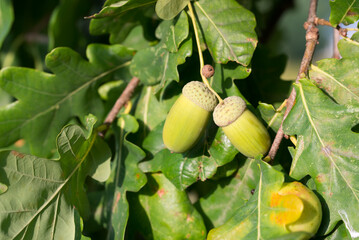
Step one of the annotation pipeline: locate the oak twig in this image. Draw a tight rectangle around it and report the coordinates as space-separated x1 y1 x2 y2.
333 29 341 59
99 77 140 137
267 0 319 161
314 18 348 37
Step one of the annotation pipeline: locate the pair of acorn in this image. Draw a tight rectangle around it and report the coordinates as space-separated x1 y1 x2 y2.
163 81 271 157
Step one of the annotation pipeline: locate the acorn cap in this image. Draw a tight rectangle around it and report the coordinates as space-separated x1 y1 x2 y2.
213 96 247 127
182 81 217 112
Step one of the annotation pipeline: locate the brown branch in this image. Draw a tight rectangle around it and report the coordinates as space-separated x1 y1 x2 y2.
315 18 348 37
267 0 319 161
99 77 140 137
333 29 341 59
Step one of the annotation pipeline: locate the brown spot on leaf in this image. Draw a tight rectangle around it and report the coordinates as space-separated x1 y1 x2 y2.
322 146 332 157
11 151 24 158
157 188 166 198
185 233 191 239
312 76 323 86
316 174 325 183
112 192 121 213
135 173 140 179
186 214 194 222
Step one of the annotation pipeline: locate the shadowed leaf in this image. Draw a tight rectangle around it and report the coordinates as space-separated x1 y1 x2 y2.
105 114 147 240
0 44 133 157
127 173 206 239
0 116 111 240
0 0 13 49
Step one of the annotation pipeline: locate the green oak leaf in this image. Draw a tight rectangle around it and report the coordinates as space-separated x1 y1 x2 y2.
0 44 133 157
329 0 359 26
258 102 285 133
139 148 218 190
0 115 111 240
134 85 179 136
194 158 260 229
121 25 153 51
89 0 156 44
130 37 192 86
337 35 359 58
211 62 251 95
208 127 239 165
155 11 189 52
309 40 359 108
130 12 191 87
193 0 257 66
0 0 13 49
127 173 206 240
207 160 311 240
105 114 147 240
283 79 359 236
48 0 92 50
155 0 190 20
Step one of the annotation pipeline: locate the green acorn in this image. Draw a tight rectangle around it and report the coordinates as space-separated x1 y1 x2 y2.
213 96 271 158
163 81 217 153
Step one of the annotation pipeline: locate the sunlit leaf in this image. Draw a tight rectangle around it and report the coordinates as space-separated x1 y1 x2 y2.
155 0 190 20
207 160 311 240
329 0 359 26
337 35 359 58
258 102 285 132
283 79 359 236
309 40 359 108
193 0 257 66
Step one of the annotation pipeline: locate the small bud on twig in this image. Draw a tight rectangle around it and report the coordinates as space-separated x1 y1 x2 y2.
202 64 215 78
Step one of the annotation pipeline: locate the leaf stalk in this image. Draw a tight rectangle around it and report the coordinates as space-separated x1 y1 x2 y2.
187 2 223 103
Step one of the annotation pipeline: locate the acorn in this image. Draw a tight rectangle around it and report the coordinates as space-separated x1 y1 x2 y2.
163 81 217 153
213 96 271 158
273 181 322 236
